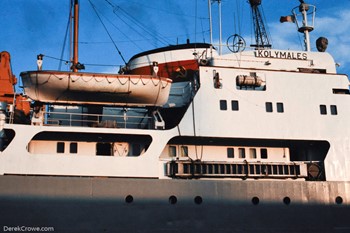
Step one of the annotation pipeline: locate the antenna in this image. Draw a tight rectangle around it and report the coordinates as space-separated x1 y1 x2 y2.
292 1 316 51
208 0 213 45
248 0 271 49
208 0 223 55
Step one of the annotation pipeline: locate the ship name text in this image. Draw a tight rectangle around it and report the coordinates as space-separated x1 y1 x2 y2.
255 50 308 60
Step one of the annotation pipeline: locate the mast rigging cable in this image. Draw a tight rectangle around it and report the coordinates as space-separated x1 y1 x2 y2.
88 0 127 65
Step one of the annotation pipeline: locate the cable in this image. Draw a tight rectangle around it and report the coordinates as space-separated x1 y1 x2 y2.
88 2 144 50
88 0 127 65
42 54 123 68
59 1 73 71
194 0 198 44
113 5 170 46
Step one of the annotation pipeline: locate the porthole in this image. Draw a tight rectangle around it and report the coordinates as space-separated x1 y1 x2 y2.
125 195 134 204
169 195 177 205
194 196 203 205
283 197 291 205
252 197 259 205
335 196 343 205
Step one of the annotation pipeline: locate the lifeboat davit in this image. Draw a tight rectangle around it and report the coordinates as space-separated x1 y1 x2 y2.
127 43 215 81
20 71 172 107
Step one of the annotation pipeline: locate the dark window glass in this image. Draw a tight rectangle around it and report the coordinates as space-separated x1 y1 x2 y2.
70 142 78 154
239 148 245 158
227 148 234 158
131 144 141 156
320 105 327 115
231 100 239 111
57 142 65 153
266 102 273 112
220 100 227 110
330 105 338 115
96 143 112 156
277 102 284 113
260 148 268 159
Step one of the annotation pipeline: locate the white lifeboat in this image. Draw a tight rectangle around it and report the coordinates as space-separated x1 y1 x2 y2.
20 71 172 107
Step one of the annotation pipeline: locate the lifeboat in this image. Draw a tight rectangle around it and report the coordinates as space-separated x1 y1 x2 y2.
126 43 216 81
20 71 172 107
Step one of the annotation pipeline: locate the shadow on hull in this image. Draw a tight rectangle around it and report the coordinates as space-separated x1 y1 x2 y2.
0 176 349 233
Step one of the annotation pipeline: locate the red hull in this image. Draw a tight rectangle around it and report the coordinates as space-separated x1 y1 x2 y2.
128 59 199 81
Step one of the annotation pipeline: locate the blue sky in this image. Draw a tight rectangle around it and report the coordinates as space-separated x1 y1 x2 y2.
1 0 350 83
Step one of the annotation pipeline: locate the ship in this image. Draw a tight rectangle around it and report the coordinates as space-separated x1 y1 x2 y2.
0 0 350 232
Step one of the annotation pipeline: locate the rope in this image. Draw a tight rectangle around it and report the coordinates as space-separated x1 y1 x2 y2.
59 1 72 71
114 6 170 47
41 54 122 68
88 0 127 65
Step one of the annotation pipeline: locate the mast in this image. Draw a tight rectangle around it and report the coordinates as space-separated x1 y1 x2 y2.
72 0 79 72
292 0 316 52
208 0 213 45
209 0 223 55
248 0 271 49
218 0 222 55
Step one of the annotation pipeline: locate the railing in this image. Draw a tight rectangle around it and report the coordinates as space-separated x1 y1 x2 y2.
166 160 308 179
42 111 153 129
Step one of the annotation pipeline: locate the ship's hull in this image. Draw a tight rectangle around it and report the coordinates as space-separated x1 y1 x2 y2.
0 175 349 233
20 71 172 106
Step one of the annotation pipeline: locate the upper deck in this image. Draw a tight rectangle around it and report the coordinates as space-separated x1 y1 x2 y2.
211 49 338 74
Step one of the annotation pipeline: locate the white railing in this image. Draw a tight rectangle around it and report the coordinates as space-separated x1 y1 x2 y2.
43 111 153 129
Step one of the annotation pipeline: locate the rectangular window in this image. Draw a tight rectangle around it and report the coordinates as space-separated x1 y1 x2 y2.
70 142 78 154
260 148 268 159
333 88 350 95
249 148 257 159
330 105 338 115
320 105 327 115
220 100 227 110
277 102 284 113
231 100 239 111
131 144 141 156
169 146 177 157
265 102 273 112
227 148 234 158
238 148 245 158
180 146 189 157
57 142 65 153
96 142 112 156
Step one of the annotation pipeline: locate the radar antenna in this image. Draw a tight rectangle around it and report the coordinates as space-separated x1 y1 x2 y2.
248 0 271 49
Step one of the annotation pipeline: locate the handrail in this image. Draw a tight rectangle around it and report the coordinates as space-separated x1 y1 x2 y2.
42 110 153 129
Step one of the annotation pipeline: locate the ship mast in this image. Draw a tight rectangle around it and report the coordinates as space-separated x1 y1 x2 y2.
71 0 84 72
208 0 223 55
208 0 213 45
72 0 79 72
292 0 316 52
248 0 271 49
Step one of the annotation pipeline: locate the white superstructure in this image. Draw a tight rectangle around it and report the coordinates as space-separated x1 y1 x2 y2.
1 46 349 182
1 1 350 232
